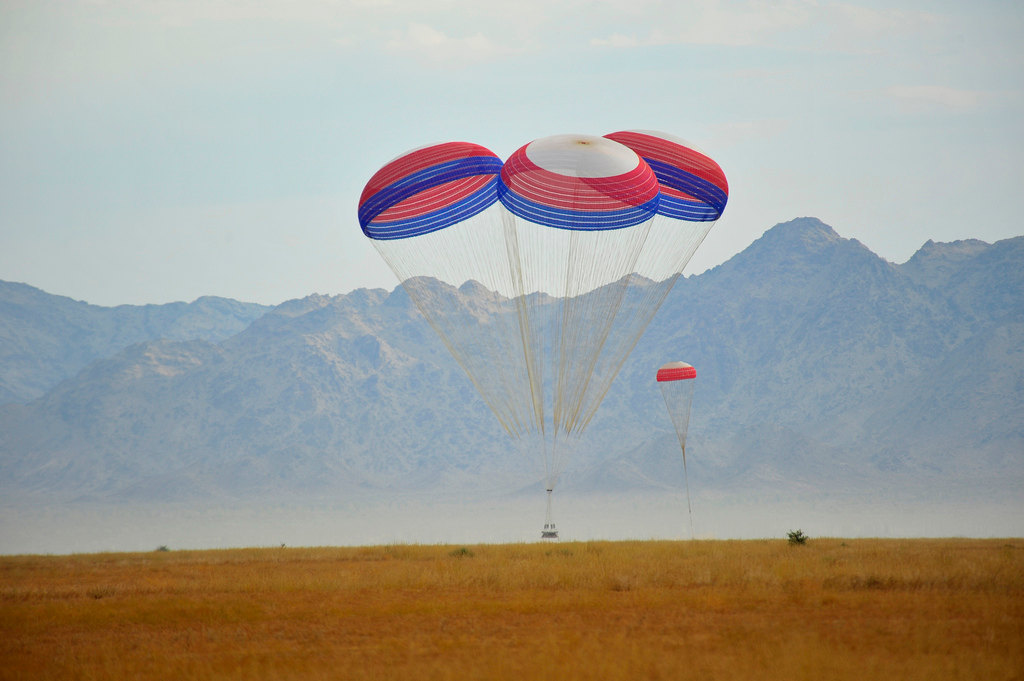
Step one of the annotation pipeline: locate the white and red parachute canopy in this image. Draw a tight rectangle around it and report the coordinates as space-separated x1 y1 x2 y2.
656 361 697 382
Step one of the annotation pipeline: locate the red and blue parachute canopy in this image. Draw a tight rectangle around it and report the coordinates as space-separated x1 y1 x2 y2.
656 361 697 382
498 134 661 231
605 131 727 222
358 142 503 240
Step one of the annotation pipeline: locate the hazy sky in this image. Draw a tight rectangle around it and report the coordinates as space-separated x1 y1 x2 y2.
2 0 1021 306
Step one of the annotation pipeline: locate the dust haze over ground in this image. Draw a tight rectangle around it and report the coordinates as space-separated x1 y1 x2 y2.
3 489 1021 555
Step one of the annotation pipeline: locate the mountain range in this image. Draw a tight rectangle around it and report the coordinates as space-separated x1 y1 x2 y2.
0 284 269 405
1 217 1021 533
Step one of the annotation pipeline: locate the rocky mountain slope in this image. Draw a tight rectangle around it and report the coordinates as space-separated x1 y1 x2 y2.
0 282 270 404
1 218 1020 506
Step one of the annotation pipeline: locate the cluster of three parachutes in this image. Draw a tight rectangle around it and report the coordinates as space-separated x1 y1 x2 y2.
358 131 727 538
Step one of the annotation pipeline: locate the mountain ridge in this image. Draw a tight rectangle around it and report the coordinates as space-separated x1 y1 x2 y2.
1 217 1021 510
0 281 271 405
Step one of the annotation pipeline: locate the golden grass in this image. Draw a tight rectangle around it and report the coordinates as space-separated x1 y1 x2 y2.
2 538 1022 680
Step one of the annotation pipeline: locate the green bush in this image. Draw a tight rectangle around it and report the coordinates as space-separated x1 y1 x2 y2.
787 530 808 545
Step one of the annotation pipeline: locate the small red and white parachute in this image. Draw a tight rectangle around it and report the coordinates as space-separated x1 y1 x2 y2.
657 361 698 537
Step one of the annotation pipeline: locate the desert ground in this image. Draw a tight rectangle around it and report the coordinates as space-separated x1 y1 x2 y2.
2 538 1022 680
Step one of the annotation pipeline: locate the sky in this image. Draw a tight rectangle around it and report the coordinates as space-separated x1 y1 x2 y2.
1 0 1022 307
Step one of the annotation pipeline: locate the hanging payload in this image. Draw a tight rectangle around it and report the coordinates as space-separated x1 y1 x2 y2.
357 133 727 540
656 361 698 538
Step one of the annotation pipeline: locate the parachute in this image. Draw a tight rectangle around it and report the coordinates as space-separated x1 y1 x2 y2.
358 133 727 538
656 361 698 538
594 131 727 384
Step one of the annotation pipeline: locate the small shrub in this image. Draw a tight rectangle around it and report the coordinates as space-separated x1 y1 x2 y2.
449 547 474 558
787 530 808 545
155 545 170 552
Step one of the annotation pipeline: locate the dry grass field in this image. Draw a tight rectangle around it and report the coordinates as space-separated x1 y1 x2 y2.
1 538 1022 680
